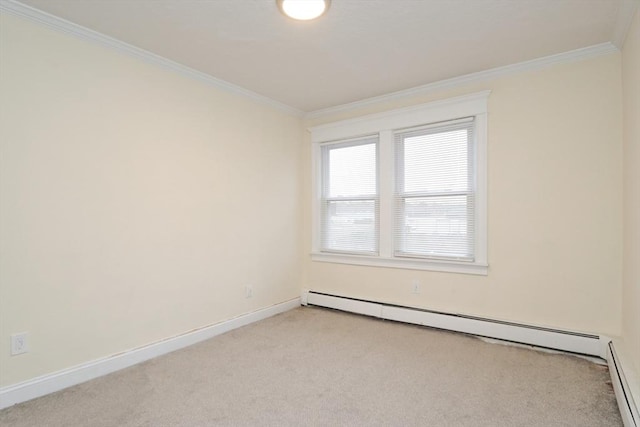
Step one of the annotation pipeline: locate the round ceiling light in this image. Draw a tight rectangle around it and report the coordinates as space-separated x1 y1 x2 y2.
277 0 330 21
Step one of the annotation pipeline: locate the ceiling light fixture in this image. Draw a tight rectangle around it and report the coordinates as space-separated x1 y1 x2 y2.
277 0 330 21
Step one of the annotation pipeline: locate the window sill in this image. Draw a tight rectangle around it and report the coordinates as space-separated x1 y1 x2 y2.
310 252 488 276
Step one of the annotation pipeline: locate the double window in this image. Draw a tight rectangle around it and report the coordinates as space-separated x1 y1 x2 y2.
311 92 489 275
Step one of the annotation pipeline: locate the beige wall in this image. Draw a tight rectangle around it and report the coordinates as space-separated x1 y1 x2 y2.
0 6 633 392
622 8 640 374
0 13 303 386
304 53 623 336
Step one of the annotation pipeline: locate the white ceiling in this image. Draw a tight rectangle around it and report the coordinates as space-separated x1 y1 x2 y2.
14 0 637 113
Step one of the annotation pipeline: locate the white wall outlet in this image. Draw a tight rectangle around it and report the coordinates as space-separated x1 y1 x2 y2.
411 280 421 294
11 332 28 356
245 285 253 298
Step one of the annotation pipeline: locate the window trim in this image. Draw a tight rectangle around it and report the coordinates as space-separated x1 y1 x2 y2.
393 118 476 262
310 91 490 275
320 136 379 256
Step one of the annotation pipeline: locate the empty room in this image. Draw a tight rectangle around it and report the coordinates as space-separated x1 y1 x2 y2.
0 0 638 425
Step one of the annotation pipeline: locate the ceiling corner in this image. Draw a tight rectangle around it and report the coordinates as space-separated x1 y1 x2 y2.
611 0 639 48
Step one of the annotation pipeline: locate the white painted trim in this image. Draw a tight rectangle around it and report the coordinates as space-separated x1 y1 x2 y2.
0 0 303 117
305 43 619 120
311 142 322 253
612 0 639 49
309 92 489 275
0 1 624 119
310 252 488 275
304 291 603 357
300 289 310 306
378 129 395 258
607 341 639 427
0 298 301 410
474 111 488 267
309 91 491 143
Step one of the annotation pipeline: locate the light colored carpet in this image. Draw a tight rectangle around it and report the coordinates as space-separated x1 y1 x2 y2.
0 306 622 426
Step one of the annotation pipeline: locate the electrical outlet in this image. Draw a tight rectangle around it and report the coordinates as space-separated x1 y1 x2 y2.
245 285 253 298
411 280 421 294
11 333 28 356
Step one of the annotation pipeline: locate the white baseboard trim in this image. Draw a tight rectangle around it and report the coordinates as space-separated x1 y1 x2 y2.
303 291 605 358
607 341 639 427
0 298 301 410
303 290 640 424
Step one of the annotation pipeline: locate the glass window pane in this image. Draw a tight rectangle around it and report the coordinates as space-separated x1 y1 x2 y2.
404 129 468 193
396 195 473 259
323 200 376 253
328 143 376 197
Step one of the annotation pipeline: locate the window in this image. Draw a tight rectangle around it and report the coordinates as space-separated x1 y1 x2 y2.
321 137 378 254
311 91 489 275
395 119 475 261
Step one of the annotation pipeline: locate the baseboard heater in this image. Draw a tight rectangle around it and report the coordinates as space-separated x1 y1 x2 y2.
607 342 639 427
302 291 604 358
303 291 639 426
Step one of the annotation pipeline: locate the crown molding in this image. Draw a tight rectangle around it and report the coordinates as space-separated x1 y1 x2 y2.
1 0 628 121
612 0 639 48
309 90 491 142
0 0 304 117
305 42 619 121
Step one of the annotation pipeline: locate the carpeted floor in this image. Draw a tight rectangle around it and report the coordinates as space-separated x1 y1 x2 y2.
0 306 622 426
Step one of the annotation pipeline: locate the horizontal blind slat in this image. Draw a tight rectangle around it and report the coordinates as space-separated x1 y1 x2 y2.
321 138 378 254
395 119 475 261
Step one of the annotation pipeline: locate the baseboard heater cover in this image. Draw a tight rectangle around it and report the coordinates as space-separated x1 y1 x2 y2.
608 342 639 427
304 291 604 358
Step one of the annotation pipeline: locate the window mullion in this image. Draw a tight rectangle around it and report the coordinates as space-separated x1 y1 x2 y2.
378 129 394 258
309 91 489 274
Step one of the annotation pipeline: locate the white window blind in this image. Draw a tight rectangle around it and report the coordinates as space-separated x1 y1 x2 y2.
394 118 475 261
321 137 378 254
310 91 489 274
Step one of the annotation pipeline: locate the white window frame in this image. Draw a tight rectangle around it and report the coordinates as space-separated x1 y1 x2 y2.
320 136 379 255
310 91 489 275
